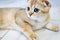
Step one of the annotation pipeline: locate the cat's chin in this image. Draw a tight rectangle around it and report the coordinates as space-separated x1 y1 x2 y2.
29 16 37 20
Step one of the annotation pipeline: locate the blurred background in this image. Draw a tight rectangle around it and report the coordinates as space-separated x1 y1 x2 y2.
0 0 27 8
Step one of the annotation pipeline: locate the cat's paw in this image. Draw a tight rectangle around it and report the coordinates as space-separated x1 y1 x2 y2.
46 23 59 32
30 33 37 40
51 25 59 32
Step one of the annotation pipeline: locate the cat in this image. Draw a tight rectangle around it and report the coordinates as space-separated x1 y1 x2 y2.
0 0 59 40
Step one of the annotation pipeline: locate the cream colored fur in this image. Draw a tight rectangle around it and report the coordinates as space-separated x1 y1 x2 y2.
0 8 37 40
0 0 59 40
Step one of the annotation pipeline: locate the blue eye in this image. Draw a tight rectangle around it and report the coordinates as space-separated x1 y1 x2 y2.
27 7 30 11
34 8 39 12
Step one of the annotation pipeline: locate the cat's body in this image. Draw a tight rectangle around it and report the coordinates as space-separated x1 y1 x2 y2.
0 0 59 40
0 8 37 40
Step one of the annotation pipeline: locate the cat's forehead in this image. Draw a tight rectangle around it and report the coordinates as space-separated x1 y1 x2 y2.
28 0 43 7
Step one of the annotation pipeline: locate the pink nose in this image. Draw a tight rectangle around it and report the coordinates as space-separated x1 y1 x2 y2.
30 13 33 16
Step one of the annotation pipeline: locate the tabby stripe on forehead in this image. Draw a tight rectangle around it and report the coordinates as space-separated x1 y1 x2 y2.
30 0 37 7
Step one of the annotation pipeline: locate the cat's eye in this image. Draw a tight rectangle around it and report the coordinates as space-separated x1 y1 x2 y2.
34 8 39 12
27 7 30 11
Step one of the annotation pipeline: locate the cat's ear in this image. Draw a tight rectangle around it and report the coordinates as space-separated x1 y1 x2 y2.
43 0 51 7
42 0 51 13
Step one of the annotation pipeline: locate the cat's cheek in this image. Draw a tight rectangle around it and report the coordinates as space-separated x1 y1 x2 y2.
26 11 30 17
27 13 30 17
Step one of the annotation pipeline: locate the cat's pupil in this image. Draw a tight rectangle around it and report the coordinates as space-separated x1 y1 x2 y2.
27 7 30 11
34 8 39 12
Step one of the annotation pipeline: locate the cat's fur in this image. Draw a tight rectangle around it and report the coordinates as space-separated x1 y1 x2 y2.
0 8 37 40
0 0 59 40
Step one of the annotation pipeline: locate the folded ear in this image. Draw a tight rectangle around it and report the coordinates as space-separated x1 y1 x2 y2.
43 0 51 7
41 0 51 13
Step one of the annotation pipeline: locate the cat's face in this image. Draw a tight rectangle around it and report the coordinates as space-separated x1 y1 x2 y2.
26 0 51 21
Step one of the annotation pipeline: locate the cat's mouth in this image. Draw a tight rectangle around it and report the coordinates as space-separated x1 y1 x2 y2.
28 15 40 21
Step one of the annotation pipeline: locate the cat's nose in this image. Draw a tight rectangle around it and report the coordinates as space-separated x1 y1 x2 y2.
30 13 33 16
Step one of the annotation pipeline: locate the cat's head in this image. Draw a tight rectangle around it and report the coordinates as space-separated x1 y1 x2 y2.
26 0 51 20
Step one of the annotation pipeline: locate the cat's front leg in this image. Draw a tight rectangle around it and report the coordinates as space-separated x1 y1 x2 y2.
46 23 59 32
18 20 37 40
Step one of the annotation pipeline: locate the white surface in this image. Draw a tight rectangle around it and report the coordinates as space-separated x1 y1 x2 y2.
0 24 60 40
0 30 27 40
36 29 60 40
